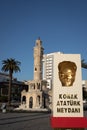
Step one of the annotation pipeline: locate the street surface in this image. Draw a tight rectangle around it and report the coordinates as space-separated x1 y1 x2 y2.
0 111 87 130
0 112 52 130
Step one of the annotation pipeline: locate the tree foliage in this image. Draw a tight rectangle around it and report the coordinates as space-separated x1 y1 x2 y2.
81 59 87 69
1 58 21 106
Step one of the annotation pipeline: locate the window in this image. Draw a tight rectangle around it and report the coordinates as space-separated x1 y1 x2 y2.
35 67 37 71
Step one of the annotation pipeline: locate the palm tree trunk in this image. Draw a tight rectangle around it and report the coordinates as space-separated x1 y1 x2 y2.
8 70 12 106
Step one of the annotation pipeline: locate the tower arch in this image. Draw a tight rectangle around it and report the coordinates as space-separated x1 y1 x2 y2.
29 97 33 108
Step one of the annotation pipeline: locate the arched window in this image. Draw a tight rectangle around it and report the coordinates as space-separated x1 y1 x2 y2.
29 97 33 108
22 96 26 104
37 83 40 89
35 67 37 71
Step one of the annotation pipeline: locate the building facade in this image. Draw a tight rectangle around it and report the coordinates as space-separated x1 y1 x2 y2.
0 72 27 102
42 52 63 89
20 38 49 110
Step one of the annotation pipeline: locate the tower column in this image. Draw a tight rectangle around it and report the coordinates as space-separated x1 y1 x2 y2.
33 38 44 81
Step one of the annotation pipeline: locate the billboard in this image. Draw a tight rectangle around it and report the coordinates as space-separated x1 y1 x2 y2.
52 54 83 117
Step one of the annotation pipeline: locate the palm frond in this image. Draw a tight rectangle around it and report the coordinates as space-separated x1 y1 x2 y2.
81 59 87 69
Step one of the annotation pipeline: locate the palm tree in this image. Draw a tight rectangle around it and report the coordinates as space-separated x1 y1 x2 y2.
81 59 87 69
1 58 21 106
81 59 87 100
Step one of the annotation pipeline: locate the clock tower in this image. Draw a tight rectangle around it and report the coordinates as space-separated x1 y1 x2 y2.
33 38 44 80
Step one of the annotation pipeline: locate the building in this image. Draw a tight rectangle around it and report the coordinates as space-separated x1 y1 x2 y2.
19 38 49 110
43 52 63 89
33 38 44 80
0 72 28 102
82 80 87 91
0 72 9 82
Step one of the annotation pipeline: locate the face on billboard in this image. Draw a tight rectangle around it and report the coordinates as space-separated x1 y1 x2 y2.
58 61 77 86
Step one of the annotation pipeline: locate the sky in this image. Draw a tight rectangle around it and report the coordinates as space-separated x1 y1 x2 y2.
0 0 87 81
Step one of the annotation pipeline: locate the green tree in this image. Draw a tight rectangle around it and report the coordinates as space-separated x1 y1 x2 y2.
1 58 21 106
81 59 87 100
81 59 87 69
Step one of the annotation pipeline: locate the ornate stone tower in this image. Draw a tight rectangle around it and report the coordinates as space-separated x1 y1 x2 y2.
19 38 49 110
34 38 44 80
